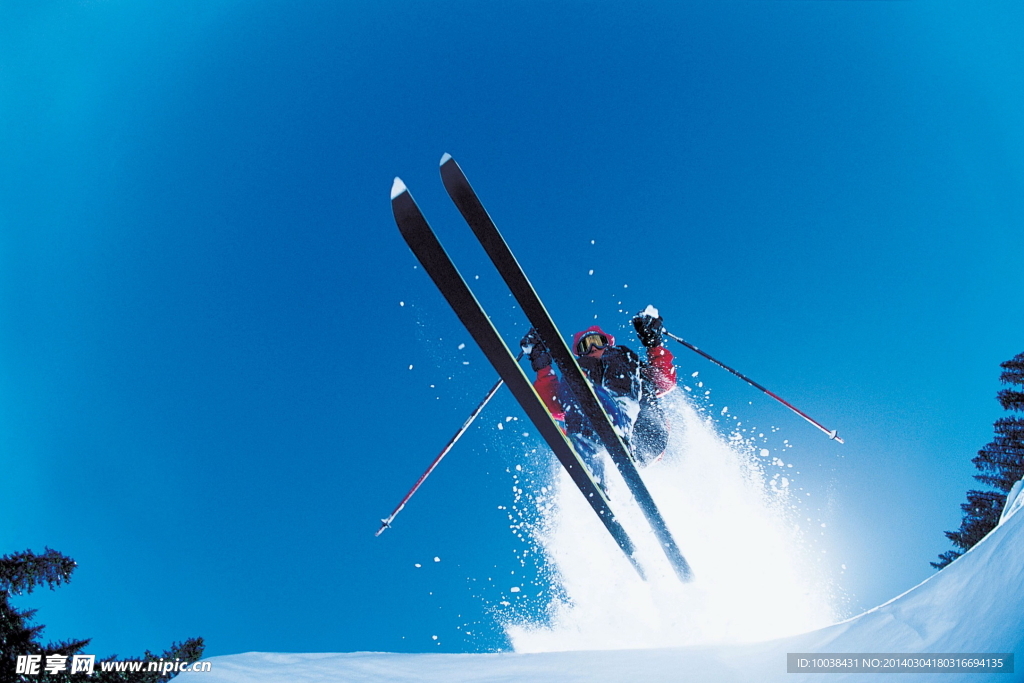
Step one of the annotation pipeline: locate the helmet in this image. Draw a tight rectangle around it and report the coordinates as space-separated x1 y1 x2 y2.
572 325 615 356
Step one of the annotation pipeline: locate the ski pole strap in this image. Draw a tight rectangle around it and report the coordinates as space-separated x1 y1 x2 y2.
663 330 843 444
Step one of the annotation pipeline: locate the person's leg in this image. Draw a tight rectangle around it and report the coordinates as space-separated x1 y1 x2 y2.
569 432 606 486
557 383 607 485
632 400 669 466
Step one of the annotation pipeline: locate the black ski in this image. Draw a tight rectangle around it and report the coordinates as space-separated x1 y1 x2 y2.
439 154 694 582
390 177 646 580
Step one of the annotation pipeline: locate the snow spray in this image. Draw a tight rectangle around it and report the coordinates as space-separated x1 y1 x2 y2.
503 390 839 652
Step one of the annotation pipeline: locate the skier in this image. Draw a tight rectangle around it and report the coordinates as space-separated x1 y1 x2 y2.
520 307 677 480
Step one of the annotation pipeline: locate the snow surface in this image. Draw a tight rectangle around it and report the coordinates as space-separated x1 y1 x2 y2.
181 495 1024 681
177 392 1024 682
1001 479 1024 524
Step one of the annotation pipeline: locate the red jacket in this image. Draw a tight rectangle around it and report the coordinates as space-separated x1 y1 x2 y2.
533 344 677 421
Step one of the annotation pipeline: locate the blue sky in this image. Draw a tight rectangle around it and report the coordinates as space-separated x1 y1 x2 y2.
2 0 1022 658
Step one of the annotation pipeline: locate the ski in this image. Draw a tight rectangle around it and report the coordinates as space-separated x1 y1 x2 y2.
390 177 646 580
439 154 694 583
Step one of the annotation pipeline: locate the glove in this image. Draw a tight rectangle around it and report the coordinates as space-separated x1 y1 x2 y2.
520 328 552 372
632 307 664 348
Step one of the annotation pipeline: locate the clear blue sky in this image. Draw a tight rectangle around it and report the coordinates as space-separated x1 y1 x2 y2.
2 0 1022 658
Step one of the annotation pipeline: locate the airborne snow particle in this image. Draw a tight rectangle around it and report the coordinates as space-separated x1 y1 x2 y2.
432 635 438 640
458 343 465 350
497 423 504 430
434 556 441 562
510 586 521 593
588 269 594 275
414 564 422 568
760 449 770 457
399 301 405 306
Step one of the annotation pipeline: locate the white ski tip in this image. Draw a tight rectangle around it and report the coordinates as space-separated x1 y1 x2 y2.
439 152 453 166
390 177 408 200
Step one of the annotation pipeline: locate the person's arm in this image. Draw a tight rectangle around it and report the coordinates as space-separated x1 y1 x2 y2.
644 344 677 396
522 328 564 420
533 365 565 420
633 306 677 396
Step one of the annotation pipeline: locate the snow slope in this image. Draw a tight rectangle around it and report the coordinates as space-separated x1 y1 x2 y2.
179 493 1024 682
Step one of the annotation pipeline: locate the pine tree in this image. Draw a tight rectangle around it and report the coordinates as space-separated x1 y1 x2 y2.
0 548 203 682
996 352 1024 412
933 352 1024 569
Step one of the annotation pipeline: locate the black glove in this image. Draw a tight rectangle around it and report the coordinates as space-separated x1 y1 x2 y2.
632 308 664 348
520 328 552 371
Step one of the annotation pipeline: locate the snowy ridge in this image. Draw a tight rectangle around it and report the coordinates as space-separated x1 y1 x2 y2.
1000 478 1024 524
178 481 1024 682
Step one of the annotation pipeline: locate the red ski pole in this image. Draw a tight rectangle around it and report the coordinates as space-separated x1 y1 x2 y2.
664 330 843 444
375 352 523 536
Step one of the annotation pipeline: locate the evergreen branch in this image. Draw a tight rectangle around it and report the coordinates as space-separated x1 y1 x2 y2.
0 548 76 596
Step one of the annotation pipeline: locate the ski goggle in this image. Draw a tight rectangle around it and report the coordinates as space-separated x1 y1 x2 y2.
576 332 609 356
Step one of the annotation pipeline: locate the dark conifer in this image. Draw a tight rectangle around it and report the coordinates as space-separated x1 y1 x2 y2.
0 548 203 682
933 351 1024 569
997 352 1024 411
972 417 1024 492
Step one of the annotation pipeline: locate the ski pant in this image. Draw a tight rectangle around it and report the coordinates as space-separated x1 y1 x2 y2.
632 399 669 466
558 384 639 484
559 384 670 479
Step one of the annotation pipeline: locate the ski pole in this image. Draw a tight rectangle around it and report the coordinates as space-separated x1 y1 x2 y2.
375 352 524 536
663 330 844 444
